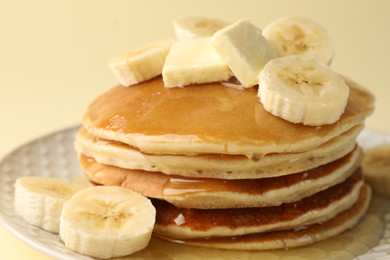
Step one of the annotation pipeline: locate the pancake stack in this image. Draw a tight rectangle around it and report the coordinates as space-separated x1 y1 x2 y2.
75 73 375 250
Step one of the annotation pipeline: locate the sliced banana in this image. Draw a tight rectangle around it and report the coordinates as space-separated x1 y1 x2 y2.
173 16 228 40
109 39 174 87
362 144 390 197
263 16 334 65
60 186 156 259
211 19 278 88
258 55 349 126
14 176 83 233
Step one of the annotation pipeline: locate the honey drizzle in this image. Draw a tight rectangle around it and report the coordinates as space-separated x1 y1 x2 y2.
84 77 374 148
79 147 356 199
154 169 363 230
162 148 356 196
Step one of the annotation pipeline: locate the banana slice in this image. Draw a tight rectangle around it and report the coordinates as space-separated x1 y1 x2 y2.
211 19 278 88
109 39 174 87
258 55 349 126
60 186 156 259
14 176 83 233
362 144 390 197
173 16 228 40
263 16 334 65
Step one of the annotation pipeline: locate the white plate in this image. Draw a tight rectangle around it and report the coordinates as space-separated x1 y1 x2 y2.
0 126 390 260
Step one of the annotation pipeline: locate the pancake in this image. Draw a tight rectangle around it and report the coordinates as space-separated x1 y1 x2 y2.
158 184 371 250
80 147 362 209
82 77 374 156
78 67 374 250
152 170 363 239
75 124 361 179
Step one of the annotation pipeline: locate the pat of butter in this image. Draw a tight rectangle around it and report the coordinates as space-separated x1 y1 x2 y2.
211 19 277 88
162 37 231 88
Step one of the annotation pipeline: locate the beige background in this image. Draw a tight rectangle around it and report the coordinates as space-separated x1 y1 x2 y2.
0 0 389 259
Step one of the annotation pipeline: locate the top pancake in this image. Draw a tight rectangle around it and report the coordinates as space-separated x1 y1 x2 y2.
83 77 374 155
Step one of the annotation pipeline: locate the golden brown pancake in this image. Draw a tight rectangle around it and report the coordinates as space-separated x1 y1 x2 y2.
80 147 362 209
152 170 364 239
82 77 374 156
75 125 361 179
157 184 371 250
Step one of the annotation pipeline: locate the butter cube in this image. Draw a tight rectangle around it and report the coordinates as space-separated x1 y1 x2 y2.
211 19 277 88
162 37 231 87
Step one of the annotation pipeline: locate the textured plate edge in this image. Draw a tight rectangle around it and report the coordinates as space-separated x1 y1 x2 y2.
0 125 88 260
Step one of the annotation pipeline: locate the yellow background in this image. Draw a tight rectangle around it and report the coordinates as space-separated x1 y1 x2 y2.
0 0 389 259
